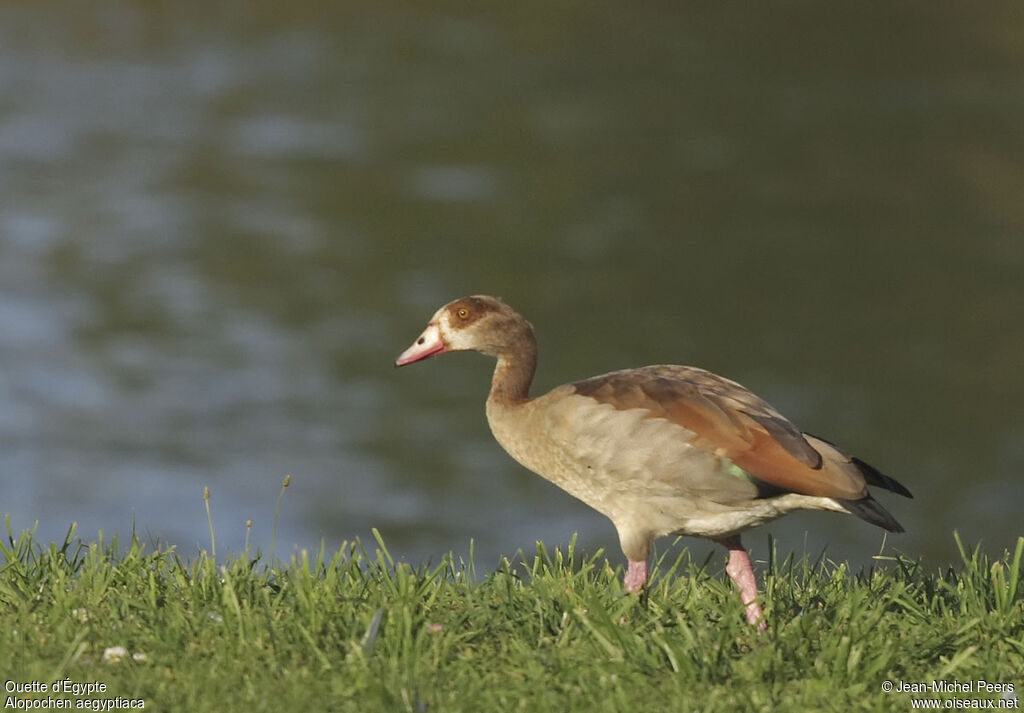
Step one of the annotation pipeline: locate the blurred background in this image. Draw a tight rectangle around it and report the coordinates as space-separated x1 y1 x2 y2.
1 3 1021 572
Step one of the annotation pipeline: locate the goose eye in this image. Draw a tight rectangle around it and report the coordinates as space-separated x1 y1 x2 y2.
456 308 470 319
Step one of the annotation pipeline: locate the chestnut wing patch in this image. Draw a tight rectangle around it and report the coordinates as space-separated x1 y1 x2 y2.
571 366 866 499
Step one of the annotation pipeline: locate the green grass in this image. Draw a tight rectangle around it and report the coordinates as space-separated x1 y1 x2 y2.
1 519 1021 713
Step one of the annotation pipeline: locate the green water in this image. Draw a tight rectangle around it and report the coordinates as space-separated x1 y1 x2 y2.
1 3 1021 568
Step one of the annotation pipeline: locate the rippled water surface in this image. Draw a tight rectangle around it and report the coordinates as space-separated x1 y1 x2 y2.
2 4 1022 570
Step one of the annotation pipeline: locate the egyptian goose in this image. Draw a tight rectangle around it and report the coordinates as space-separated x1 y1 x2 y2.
396 295 911 627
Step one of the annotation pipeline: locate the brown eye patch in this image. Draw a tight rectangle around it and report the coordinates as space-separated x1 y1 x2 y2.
446 296 491 328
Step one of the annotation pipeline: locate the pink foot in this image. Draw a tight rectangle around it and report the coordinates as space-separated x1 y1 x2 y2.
624 559 648 592
724 539 767 630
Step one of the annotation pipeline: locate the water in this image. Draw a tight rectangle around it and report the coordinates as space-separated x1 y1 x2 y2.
1 3 1021 572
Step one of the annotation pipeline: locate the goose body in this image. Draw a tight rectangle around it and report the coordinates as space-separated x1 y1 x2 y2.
396 295 911 627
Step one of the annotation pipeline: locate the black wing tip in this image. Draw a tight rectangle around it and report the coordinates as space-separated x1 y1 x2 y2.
837 496 906 533
852 456 913 499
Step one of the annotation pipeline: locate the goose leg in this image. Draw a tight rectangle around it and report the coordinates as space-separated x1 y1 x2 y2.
624 559 648 591
722 536 767 629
